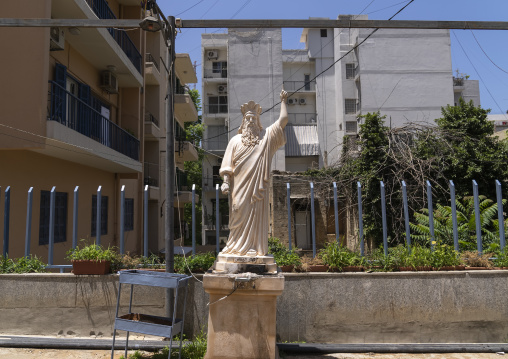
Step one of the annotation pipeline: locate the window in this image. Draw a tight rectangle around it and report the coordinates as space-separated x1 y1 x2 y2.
206 125 228 151
124 198 134 231
345 99 357 114
39 190 68 245
212 61 227 78
304 74 311 91
208 96 228 114
345 121 358 133
91 195 108 236
320 29 327 37
346 63 356 79
212 166 222 186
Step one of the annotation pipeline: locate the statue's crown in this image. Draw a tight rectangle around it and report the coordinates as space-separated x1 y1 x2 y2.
241 101 262 116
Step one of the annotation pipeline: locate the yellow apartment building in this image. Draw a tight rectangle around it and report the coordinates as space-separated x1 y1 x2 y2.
0 0 198 263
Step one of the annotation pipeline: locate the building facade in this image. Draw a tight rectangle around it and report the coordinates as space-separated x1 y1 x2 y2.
0 0 198 263
200 16 480 246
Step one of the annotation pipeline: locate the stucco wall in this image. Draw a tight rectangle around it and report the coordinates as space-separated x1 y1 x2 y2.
2 270 506 343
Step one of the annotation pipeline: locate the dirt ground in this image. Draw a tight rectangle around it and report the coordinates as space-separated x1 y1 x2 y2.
0 348 506 359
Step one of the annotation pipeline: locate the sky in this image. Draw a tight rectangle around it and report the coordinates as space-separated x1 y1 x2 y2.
159 0 508 115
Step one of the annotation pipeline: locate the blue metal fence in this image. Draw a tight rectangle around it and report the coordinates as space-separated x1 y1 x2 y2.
1 179 506 267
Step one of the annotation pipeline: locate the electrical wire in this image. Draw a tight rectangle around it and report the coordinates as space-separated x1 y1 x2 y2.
469 29 508 76
176 0 207 17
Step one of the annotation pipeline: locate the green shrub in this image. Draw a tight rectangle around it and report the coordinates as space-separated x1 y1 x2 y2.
320 242 365 271
0 255 46 274
66 241 117 262
175 252 216 274
268 237 302 267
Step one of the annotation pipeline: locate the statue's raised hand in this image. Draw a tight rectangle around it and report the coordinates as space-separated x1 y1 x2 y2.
280 89 288 103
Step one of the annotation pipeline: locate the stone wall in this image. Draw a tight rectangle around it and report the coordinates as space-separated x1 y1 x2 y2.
2 271 508 343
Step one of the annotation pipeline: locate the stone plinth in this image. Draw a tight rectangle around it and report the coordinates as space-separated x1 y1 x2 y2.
213 253 278 274
203 273 284 359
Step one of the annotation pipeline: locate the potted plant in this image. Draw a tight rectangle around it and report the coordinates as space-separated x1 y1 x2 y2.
268 237 302 272
431 244 461 270
320 242 365 272
66 242 117 275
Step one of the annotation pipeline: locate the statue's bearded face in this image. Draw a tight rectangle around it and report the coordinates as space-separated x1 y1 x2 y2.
241 113 261 146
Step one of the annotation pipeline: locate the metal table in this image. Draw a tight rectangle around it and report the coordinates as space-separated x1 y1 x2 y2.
111 270 191 359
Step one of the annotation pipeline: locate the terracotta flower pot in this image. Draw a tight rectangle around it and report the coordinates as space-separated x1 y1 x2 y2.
280 265 294 273
71 260 111 275
399 266 415 272
308 265 329 272
454 265 466 270
416 266 433 271
438 266 456 271
342 266 364 272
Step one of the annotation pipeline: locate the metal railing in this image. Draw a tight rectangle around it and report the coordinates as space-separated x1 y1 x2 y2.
145 53 160 72
204 104 228 114
144 162 159 187
202 138 228 152
288 113 317 125
85 0 142 73
145 112 159 128
283 80 316 92
48 81 140 161
175 84 189 95
204 68 227 78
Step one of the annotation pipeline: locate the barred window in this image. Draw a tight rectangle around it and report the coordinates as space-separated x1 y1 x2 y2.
91 195 108 236
345 121 358 133
39 190 68 245
346 63 356 79
345 99 357 114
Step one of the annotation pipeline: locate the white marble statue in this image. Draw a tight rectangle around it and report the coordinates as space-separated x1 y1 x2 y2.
219 90 288 256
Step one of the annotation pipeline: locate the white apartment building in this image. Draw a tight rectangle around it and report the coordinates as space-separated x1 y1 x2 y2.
199 16 480 245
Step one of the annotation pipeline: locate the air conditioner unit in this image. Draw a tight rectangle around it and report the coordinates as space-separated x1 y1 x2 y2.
299 98 307 105
100 71 118 94
218 84 227 93
207 50 218 59
50 27 65 51
288 98 296 105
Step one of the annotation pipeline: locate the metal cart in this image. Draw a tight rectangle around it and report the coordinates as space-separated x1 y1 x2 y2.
111 270 191 359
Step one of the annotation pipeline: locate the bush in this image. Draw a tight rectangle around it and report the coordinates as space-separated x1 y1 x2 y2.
0 255 46 274
268 237 301 267
66 242 117 262
175 252 216 274
320 242 365 271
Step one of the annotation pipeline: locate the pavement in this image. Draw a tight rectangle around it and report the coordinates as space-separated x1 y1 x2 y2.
0 348 507 358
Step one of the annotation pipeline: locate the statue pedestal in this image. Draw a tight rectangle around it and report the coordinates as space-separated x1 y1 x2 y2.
213 253 278 274
203 273 284 359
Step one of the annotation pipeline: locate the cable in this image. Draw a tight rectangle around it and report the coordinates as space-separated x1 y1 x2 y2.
229 0 253 19
176 0 207 17
367 0 411 15
469 29 508 75
452 31 508 119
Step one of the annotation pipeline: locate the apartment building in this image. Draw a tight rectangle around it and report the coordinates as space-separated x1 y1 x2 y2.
200 16 480 245
0 0 198 262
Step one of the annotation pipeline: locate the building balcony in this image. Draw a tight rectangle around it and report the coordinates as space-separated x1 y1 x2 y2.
203 175 222 192
51 0 142 87
283 80 316 92
287 113 317 125
204 68 228 80
145 53 163 86
175 140 199 167
47 81 141 173
175 94 199 128
144 112 161 140
203 104 228 115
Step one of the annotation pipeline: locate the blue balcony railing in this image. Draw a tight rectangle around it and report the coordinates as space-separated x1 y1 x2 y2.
85 0 142 73
48 81 140 161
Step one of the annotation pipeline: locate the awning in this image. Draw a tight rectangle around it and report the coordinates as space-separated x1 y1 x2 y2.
285 125 320 156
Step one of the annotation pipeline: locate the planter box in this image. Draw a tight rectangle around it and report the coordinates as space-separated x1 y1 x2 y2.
71 260 111 275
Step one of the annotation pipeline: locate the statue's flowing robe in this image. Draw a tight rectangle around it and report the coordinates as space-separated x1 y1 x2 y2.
219 121 286 256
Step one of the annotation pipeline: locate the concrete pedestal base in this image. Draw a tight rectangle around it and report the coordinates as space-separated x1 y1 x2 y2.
213 253 278 274
203 273 285 359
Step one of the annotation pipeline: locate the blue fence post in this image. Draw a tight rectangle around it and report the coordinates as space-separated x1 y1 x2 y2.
3 186 10 257
426 181 435 251
96 186 102 246
144 185 148 257
120 185 125 255
24 187 34 258
496 180 505 250
333 182 339 245
72 186 79 249
357 182 364 257
48 187 56 266
449 180 459 252
216 184 220 254
380 181 388 257
401 181 411 253
472 180 482 254
287 183 292 251
310 182 316 258
192 184 196 257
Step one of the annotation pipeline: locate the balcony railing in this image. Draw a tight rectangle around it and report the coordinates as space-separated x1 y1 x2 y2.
202 138 228 152
204 68 227 79
203 175 222 191
283 80 316 92
145 53 160 72
48 81 139 161
453 77 465 87
145 112 159 128
85 0 142 73
204 104 228 114
175 84 189 95
144 162 159 187
176 168 189 192
288 113 317 125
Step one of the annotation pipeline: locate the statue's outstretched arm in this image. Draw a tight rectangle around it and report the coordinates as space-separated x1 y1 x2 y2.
276 89 288 129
